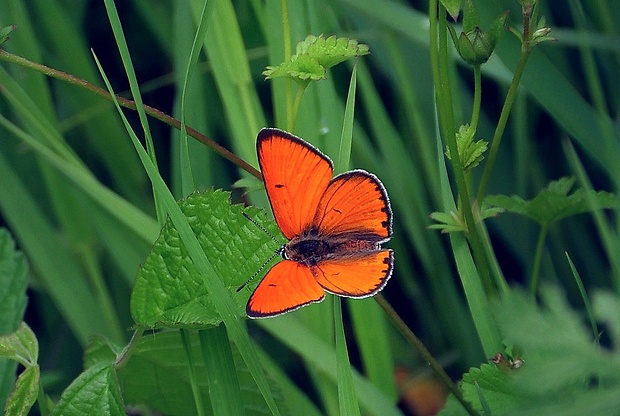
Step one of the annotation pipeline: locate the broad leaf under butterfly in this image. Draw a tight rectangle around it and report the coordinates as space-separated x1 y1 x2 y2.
130 189 281 328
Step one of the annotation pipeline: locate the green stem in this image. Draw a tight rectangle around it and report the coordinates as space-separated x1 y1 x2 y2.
280 0 294 131
431 2 495 295
0 49 262 179
115 329 144 371
477 6 535 202
375 295 478 416
529 223 549 297
470 65 482 130
290 81 308 132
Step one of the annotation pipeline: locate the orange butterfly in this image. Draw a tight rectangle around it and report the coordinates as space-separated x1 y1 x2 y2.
246 128 394 318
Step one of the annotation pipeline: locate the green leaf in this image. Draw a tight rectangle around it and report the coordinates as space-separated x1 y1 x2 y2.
441 287 620 415
4 365 39 416
440 0 462 21
485 177 616 226
130 189 282 328
117 329 287 416
263 35 369 82
0 323 38 368
0 228 28 409
50 363 124 416
445 124 488 173
83 335 122 369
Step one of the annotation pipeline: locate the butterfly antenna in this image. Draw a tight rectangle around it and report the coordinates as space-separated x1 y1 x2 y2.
242 212 281 244
237 212 283 292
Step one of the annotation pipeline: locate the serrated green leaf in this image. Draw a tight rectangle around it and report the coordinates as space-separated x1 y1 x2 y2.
0 323 38 367
130 189 282 328
445 124 487 172
117 329 288 416
441 287 620 415
263 35 368 83
485 177 616 226
4 365 39 416
50 363 124 416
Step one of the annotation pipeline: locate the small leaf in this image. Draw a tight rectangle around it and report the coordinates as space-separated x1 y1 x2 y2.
0 323 38 368
4 366 39 416
445 124 487 172
130 190 282 328
440 0 462 21
429 211 467 233
263 35 369 83
485 177 617 226
50 363 125 416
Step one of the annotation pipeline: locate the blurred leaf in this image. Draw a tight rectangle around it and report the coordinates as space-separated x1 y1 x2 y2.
485 177 616 226
50 363 124 416
130 190 281 328
441 286 620 415
0 25 16 45
118 329 288 416
441 0 462 21
4 365 39 416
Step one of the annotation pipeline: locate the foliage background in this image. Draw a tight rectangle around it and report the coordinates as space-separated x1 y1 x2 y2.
0 0 618 415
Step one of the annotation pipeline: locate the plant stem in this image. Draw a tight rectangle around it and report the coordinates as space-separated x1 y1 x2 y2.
280 0 294 131
476 5 535 202
470 65 482 130
115 329 144 371
0 49 262 180
529 223 549 297
431 1 495 295
375 294 478 416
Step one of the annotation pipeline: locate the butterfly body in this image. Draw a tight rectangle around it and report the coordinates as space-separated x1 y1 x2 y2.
247 128 394 318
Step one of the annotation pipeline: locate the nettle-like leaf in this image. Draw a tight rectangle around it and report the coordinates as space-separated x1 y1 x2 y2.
445 124 488 173
117 329 287 416
440 287 620 415
50 363 124 416
485 177 616 227
263 35 369 82
130 189 282 328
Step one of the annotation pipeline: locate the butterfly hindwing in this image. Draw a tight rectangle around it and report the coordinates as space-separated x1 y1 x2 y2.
246 259 325 318
313 250 394 297
314 170 392 241
257 129 333 240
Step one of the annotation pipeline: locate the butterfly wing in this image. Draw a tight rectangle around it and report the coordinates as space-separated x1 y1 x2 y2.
314 170 392 241
257 128 334 240
246 259 325 318
313 250 394 297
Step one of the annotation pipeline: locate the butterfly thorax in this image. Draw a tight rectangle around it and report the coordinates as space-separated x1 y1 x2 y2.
283 227 381 267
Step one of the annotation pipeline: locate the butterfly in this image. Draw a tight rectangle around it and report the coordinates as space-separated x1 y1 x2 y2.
246 128 394 318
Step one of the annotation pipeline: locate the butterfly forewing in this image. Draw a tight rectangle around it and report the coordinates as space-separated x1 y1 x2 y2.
313 250 394 297
314 171 392 241
257 129 333 240
246 259 325 318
